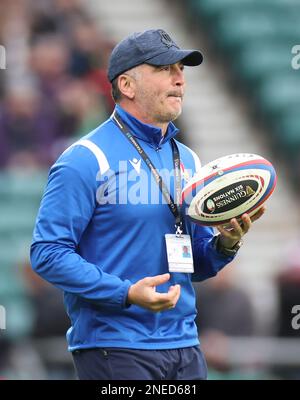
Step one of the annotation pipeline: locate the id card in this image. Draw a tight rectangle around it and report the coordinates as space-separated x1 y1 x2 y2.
165 234 194 273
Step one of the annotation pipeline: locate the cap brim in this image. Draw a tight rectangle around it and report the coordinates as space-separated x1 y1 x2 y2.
146 48 203 67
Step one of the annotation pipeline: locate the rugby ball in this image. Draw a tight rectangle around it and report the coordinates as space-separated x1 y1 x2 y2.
182 153 277 226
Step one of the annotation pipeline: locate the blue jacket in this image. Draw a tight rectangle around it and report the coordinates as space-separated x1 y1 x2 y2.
30 105 234 351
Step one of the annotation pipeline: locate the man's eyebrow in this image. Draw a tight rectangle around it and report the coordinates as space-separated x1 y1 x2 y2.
151 64 167 68
151 63 184 68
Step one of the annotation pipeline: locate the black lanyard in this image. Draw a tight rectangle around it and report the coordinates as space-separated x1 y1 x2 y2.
112 111 183 235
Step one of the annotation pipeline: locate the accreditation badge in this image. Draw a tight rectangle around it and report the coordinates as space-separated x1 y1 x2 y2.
165 234 194 273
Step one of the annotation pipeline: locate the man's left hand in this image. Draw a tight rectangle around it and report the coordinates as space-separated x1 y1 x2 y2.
216 205 266 249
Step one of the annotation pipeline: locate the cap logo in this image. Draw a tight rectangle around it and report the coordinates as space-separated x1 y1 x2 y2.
158 29 178 49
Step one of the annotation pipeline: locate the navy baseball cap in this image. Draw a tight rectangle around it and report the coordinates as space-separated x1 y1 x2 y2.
107 29 203 82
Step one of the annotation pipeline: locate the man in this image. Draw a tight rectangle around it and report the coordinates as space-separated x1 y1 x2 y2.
31 29 264 380
182 245 191 258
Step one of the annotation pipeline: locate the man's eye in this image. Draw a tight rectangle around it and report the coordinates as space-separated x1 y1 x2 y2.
160 65 170 71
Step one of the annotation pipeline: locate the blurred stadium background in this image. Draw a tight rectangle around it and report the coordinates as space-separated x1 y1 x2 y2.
0 0 300 380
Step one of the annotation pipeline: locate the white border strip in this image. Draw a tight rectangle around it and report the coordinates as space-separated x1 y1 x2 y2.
64 139 110 175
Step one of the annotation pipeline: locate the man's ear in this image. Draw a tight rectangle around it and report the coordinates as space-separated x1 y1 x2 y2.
118 74 135 100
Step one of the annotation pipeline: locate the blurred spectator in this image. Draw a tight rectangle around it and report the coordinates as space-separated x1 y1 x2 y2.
0 0 113 170
69 19 105 77
0 84 60 168
194 264 256 378
0 338 13 378
69 18 115 111
21 261 74 379
23 261 70 339
194 264 255 336
30 0 89 39
57 79 107 138
30 35 70 101
275 242 300 335
273 245 300 379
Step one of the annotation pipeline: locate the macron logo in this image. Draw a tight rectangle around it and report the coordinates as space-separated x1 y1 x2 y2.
129 158 141 174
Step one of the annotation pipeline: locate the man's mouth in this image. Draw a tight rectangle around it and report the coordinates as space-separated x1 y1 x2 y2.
167 93 183 100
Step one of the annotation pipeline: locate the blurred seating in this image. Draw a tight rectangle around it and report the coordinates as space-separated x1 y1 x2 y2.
255 74 300 158
234 42 293 87
0 170 47 342
187 0 300 182
0 0 114 170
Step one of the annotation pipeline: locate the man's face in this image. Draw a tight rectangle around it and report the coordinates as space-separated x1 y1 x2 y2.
131 62 185 124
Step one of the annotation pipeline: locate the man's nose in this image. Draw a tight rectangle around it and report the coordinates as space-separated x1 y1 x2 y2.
173 65 185 86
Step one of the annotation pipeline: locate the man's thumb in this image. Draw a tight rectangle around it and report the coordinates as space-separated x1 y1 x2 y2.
148 273 170 287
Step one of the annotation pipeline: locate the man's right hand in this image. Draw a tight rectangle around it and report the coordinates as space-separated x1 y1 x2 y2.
127 273 181 312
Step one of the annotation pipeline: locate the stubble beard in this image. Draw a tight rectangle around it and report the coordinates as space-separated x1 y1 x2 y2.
142 92 182 124
156 107 182 123
135 82 183 125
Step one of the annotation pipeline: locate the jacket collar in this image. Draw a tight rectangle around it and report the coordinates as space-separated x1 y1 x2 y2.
111 104 179 148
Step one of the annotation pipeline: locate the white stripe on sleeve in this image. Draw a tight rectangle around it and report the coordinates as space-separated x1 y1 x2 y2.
64 139 110 175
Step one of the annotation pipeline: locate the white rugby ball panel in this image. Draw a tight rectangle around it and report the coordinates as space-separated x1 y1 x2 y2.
187 171 268 225
182 153 277 226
